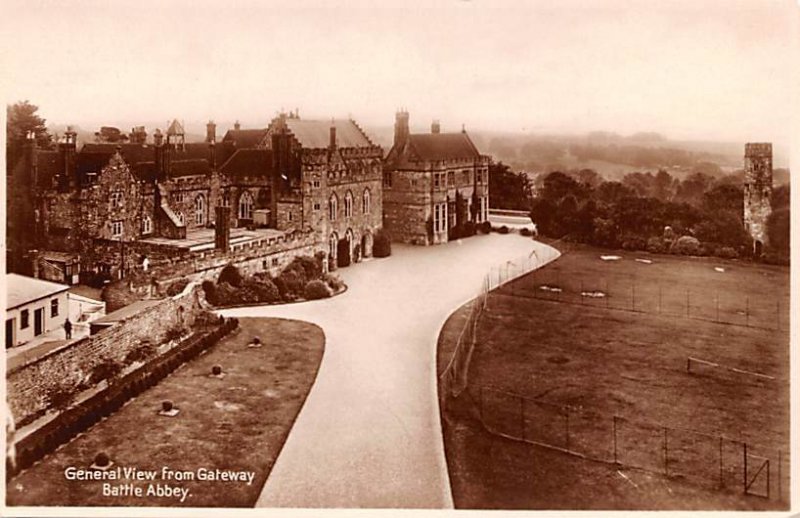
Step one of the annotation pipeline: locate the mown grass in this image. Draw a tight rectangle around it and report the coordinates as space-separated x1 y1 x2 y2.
439 244 789 510
7 317 324 507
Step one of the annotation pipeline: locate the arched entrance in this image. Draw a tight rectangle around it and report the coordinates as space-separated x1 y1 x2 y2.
362 231 373 258
328 232 339 270
754 240 763 257
345 228 355 263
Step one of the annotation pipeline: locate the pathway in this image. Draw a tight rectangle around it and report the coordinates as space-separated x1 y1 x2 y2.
219 233 558 508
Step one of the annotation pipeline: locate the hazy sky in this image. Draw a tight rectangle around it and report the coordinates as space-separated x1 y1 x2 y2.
1 0 797 145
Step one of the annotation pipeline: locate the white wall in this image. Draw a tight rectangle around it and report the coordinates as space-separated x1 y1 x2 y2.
5 291 69 347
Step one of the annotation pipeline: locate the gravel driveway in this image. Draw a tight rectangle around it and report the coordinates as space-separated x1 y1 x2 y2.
219 233 558 508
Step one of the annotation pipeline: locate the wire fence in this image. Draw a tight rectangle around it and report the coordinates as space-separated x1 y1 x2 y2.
477 386 788 501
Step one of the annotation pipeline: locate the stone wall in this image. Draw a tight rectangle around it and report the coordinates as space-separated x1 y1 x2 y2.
6 283 208 425
743 143 773 251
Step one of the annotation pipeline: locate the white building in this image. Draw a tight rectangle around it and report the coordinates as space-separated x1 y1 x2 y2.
5 274 70 348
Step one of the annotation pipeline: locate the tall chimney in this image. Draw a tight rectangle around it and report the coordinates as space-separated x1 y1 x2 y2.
61 127 78 190
431 120 440 134
153 129 164 183
234 120 241 131
329 123 337 150
206 120 216 143
394 110 409 149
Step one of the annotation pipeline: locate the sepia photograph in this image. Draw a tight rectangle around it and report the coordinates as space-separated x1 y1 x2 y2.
1 0 797 515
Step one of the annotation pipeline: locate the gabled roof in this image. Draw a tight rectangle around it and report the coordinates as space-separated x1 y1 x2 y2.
219 149 272 178
284 119 373 149
6 273 69 310
221 129 268 149
166 119 185 136
406 133 481 161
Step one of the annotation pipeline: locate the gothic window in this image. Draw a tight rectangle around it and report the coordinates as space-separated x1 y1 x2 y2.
176 212 185 225
314 202 321 211
141 216 153 235
447 171 455 186
344 191 354 218
313 179 321 188
195 194 206 225
329 193 338 221
362 188 371 214
111 220 123 238
238 191 253 220
383 171 392 188
222 191 230 207
110 191 123 208
174 192 185 203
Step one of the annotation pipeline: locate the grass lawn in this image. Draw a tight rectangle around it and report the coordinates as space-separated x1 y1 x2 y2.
7 317 324 508
439 243 789 510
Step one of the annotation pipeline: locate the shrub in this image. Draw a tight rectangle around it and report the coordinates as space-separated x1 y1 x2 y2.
762 250 790 266
322 273 345 293
715 246 738 259
46 385 75 411
275 268 306 300
646 236 668 254
124 341 155 364
211 365 223 376
305 279 332 300
621 235 647 251
448 224 463 241
288 255 322 281
520 227 531 237
671 235 702 256
247 277 281 303
214 282 240 306
373 229 392 258
218 264 243 288
89 358 123 386
94 452 111 467
165 277 190 296
201 280 217 305
165 324 186 342
498 225 510 235
479 221 492 234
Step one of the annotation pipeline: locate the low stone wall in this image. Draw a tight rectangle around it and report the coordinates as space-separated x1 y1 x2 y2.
7 283 209 427
8 318 239 478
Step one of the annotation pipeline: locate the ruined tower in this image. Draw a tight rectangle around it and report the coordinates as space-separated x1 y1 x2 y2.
743 142 772 255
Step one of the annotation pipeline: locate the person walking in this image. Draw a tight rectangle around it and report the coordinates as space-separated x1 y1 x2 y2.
64 318 72 340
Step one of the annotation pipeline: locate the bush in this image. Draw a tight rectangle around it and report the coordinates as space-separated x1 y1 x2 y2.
218 264 243 288
287 255 322 281
164 325 186 342
478 221 492 234
762 250 790 266
124 341 155 364
498 225 510 234
304 279 332 300
323 273 345 292
520 227 531 237
275 268 306 300
46 385 75 411
201 280 217 305
373 229 392 258
715 246 738 259
463 221 477 237
165 277 190 296
646 236 668 254
621 235 647 251
671 235 702 256
89 358 123 386
214 282 240 306
247 277 281 303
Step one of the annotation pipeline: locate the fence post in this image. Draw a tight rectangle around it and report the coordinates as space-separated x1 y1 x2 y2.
743 442 747 494
719 436 724 488
613 416 618 464
663 427 669 476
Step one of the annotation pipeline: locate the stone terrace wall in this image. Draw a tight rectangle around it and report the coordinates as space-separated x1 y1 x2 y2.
7 283 208 426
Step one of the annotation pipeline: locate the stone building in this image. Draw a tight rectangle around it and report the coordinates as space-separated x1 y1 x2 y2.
383 111 490 245
743 142 773 256
11 113 384 285
261 113 384 268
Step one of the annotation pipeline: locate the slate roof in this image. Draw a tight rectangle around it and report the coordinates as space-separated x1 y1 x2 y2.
6 273 69 310
221 129 268 149
406 133 481 161
219 149 272 178
284 119 373 149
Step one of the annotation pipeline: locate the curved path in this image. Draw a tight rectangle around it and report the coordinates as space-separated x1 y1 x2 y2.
219 234 558 508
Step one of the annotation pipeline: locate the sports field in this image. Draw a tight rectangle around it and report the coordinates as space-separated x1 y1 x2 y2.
439 243 789 510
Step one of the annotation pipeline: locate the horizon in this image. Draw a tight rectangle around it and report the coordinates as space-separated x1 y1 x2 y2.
2 0 797 154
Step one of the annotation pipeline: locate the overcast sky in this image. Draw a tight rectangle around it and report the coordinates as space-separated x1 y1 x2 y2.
1 0 797 145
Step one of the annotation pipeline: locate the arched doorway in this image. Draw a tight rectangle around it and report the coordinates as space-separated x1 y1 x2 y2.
754 240 763 257
362 231 373 258
328 232 339 270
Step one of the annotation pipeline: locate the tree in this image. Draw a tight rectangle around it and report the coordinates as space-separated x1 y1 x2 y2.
767 207 790 257
6 101 52 163
702 184 743 214
488 162 532 210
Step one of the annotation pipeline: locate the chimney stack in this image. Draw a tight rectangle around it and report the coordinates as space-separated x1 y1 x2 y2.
394 110 409 149
59 127 78 190
234 120 241 131
206 120 216 143
431 120 440 134
329 123 337 150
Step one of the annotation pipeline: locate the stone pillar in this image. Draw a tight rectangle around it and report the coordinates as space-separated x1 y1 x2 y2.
215 206 231 252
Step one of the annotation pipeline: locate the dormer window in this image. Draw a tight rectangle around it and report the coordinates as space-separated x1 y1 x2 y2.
110 191 124 208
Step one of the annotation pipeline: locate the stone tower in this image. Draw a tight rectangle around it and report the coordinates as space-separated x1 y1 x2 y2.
743 142 772 255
